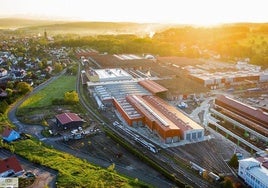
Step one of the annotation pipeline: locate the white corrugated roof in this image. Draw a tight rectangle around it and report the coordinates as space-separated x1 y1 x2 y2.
240 158 268 181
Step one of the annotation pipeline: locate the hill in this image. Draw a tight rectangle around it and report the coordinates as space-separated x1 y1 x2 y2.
0 18 64 29
0 18 171 35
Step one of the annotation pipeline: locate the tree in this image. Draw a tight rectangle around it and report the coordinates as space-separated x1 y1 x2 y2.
66 66 77 75
38 61 44 69
5 88 13 96
107 163 115 172
10 145 15 153
228 154 239 168
16 82 32 94
64 91 79 104
6 81 14 89
220 177 234 188
54 63 63 73
0 100 9 114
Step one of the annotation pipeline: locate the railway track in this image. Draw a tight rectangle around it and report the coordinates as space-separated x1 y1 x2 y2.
76 62 218 187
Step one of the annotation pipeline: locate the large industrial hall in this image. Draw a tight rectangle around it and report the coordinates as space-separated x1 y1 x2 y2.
86 67 204 144
214 94 268 137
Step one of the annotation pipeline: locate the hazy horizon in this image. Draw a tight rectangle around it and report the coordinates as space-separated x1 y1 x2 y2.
0 0 267 26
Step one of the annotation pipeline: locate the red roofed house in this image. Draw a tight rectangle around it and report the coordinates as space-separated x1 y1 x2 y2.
55 112 85 130
0 156 24 177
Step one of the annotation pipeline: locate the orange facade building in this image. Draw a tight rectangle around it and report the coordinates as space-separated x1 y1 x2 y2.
116 95 204 143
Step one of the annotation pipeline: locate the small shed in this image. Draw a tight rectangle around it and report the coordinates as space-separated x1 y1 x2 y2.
2 127 20 142
55 113 85 130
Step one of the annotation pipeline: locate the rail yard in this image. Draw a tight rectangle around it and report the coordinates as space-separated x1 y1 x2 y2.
55 50 265 187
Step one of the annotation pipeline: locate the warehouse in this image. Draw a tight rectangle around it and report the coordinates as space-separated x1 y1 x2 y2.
90 81 151 108
187 61 268 89
126 95 204 143
139 80 168 98
113 97 143 127
55 113 85 130
190 71 261 89
139 80 168 94
214 95 268 136
86 68 132 83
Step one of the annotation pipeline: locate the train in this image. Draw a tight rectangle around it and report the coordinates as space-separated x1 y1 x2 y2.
208 172 220 181
134 137 158 153
113 121 158 153
189 161 206 175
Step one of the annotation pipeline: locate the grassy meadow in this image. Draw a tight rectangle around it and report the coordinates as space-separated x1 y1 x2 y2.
18 75 76 110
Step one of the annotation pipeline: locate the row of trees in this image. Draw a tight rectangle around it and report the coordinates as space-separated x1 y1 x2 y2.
0 81 32 114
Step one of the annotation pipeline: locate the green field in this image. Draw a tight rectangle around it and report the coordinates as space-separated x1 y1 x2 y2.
19 75 76 109
1 139 146 188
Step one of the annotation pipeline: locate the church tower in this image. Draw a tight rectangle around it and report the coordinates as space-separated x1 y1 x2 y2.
44 29 47 39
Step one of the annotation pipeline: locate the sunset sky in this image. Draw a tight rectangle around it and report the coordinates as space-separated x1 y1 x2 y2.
0 0 267 25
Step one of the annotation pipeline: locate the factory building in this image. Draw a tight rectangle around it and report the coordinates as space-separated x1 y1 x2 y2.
238 157 268 188
113 97 143 127
86 68 132 83
138 80 168 98
214 95 268 136
126 95 204 143
191 71 262 89
91 82 151 109
55 113 85 130
94 85 113 106
87 68 204 144
187 61 268 89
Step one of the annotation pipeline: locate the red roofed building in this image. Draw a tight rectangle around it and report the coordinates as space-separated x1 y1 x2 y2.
138 80 168 97
256 157 268 170
55 113 85 130
113 98 143 127
125 95 204 143
0 156 24 177
215 95 268 136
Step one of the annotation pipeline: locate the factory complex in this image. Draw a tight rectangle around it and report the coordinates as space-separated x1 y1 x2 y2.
86 67 204 144
188 61 268 89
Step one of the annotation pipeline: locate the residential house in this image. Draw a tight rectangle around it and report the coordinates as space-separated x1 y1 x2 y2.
2 127 20 142
10 69 26 80
0 156 24 177
0 68 8 77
